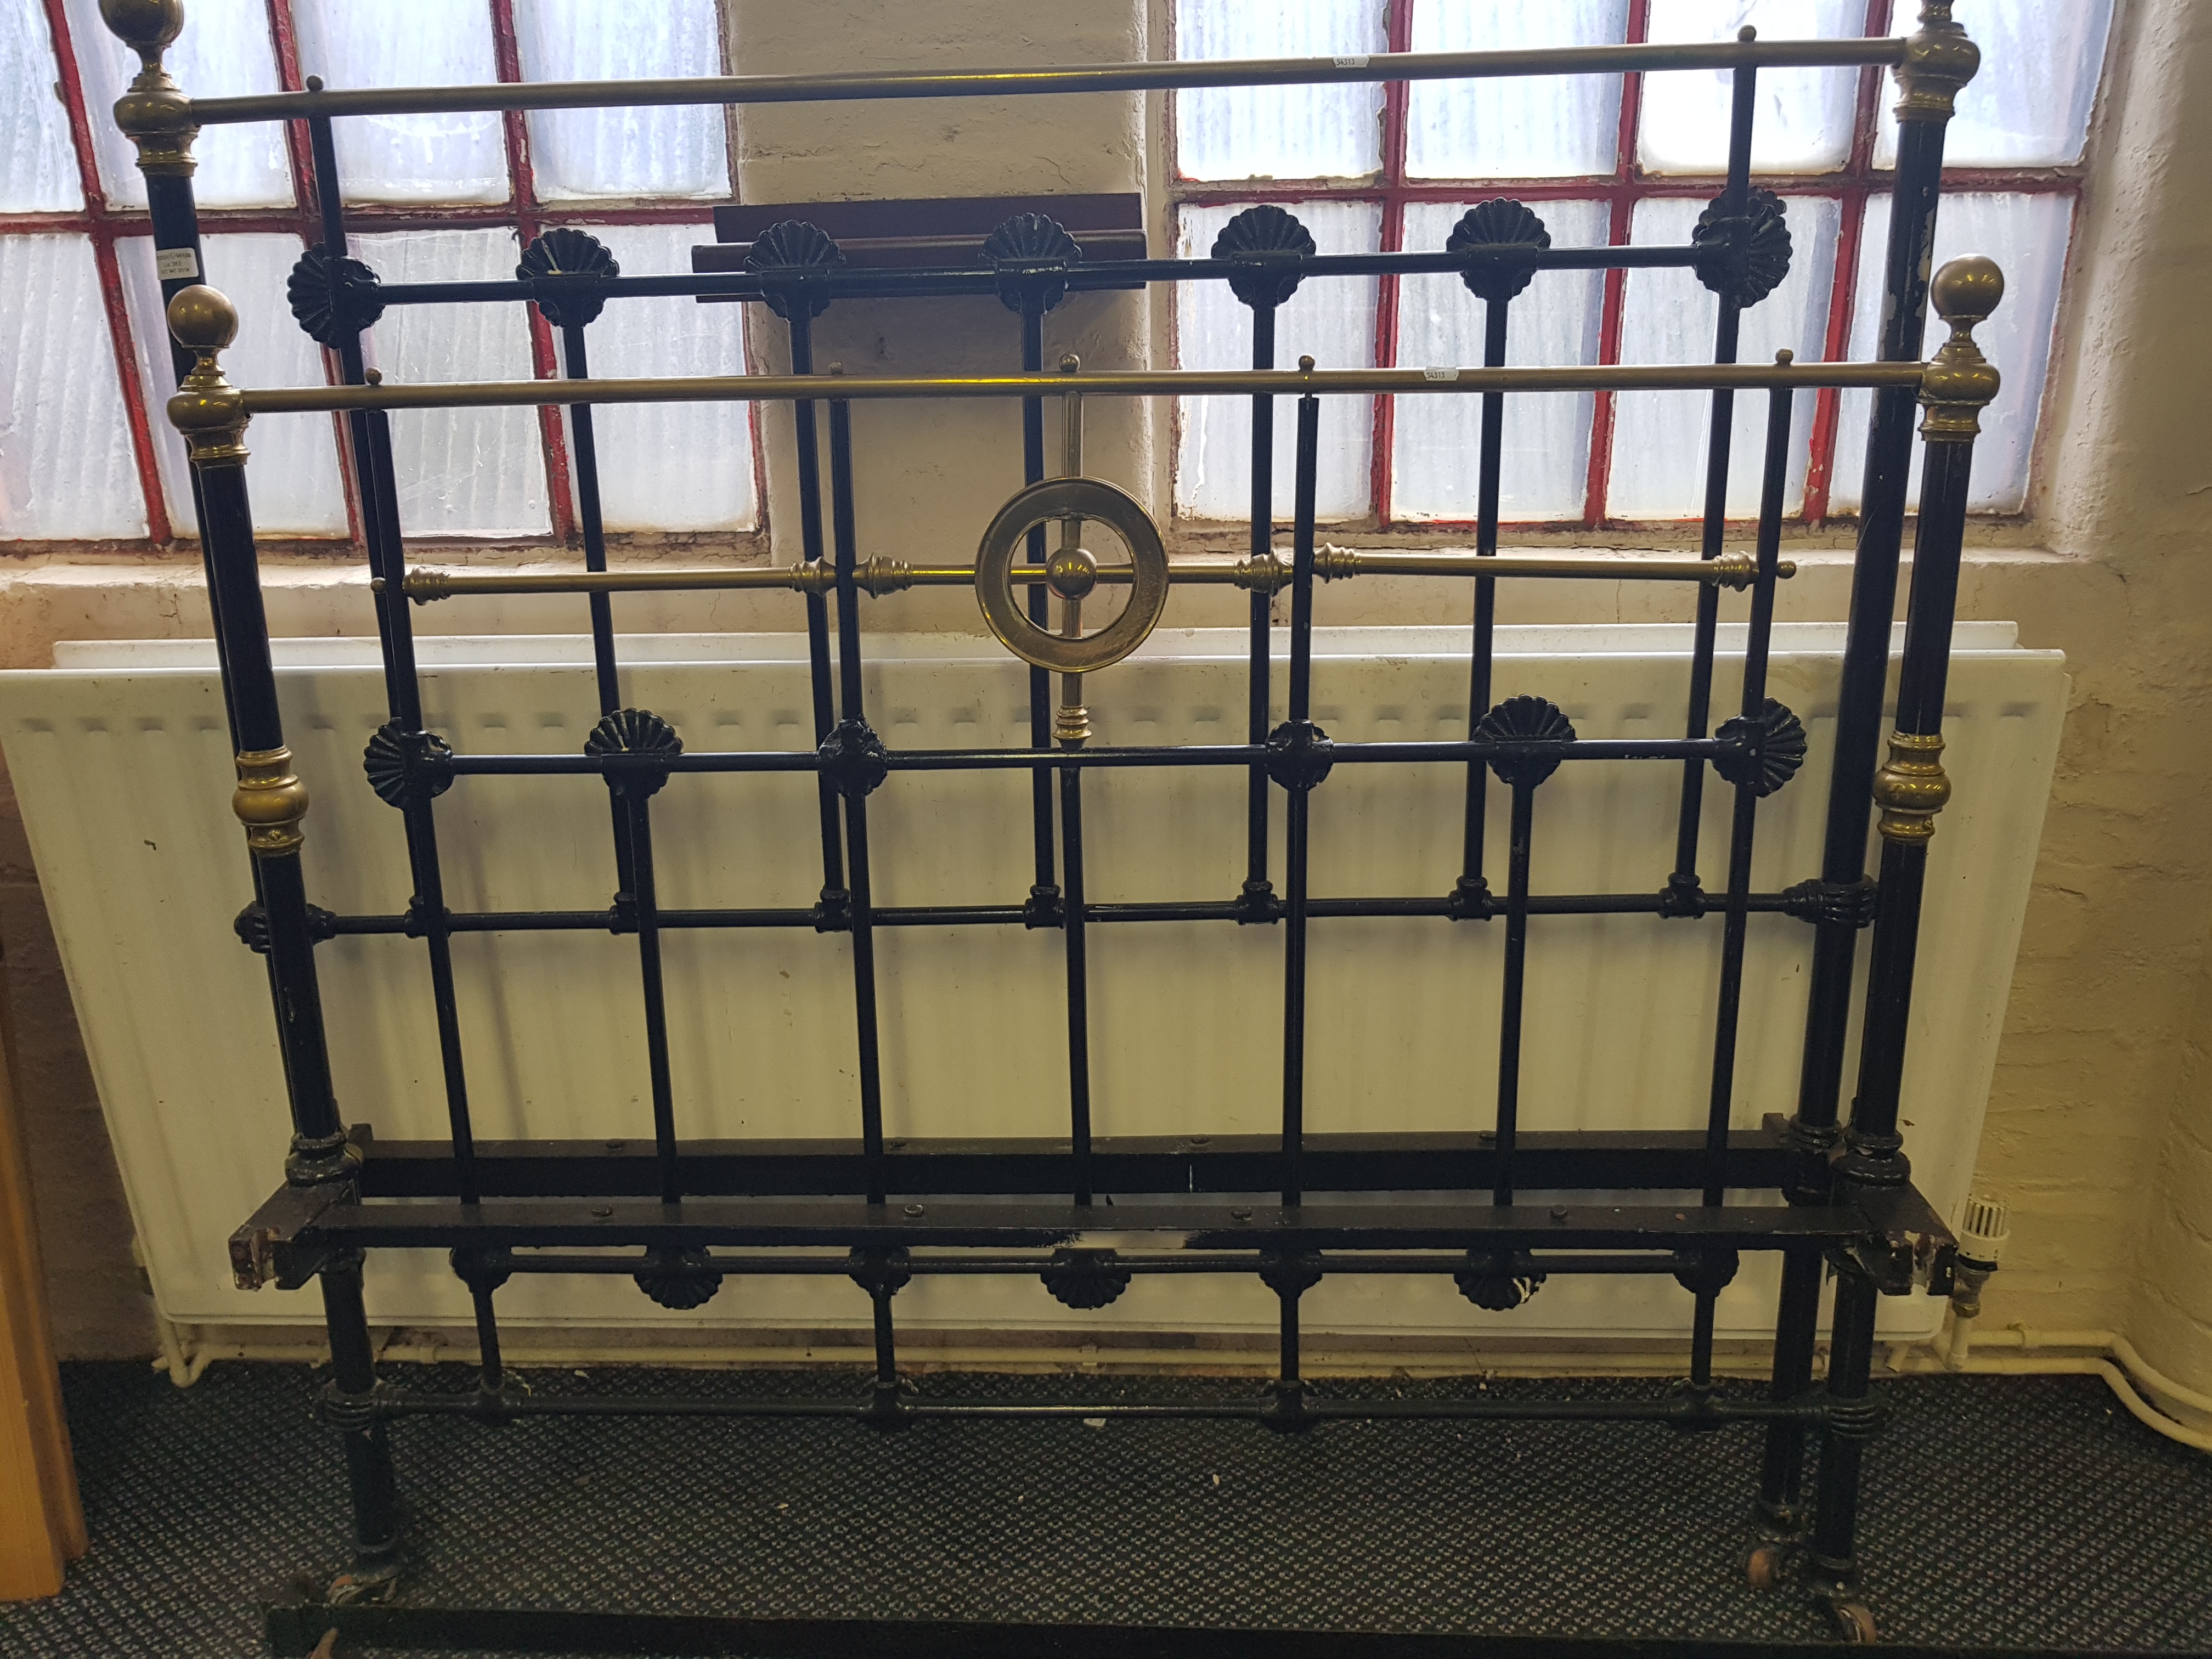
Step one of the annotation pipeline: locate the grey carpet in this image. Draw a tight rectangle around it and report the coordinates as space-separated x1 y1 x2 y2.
1 1362 2207 1656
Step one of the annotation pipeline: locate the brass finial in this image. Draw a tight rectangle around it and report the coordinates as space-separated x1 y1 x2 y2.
166 284 250 466
1871 731 1949 843
1895 0 1978 125
1054 698 1092 747
1919 256 2004 442
233 748 311 857
101 0 198 176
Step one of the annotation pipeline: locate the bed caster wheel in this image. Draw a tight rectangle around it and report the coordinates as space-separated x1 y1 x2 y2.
1743 1538 1792 1590
1826 1599 1879 1644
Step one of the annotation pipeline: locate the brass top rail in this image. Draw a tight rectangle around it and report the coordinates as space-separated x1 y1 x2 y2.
393 550 1791 605
188 38 1905 125
239 361 1926 418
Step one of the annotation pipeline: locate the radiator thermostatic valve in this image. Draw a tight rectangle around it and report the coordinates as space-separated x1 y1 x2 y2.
1944 1192 2011 1369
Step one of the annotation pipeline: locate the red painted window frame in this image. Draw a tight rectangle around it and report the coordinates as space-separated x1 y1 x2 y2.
7 0 758 552
1167 0 2092 531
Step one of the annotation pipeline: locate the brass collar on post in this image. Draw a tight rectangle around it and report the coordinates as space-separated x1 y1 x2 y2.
1919 256 2005 442
234 747 310 857
102 0 200 176
1872 731 1949 844
1894 0 1979 124
165 285 252 466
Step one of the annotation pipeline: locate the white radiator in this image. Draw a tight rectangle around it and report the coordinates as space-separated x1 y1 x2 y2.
0 623 2064 1346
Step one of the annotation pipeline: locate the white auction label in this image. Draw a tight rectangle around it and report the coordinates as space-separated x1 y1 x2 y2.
155 247 200 280
1423 366 1460 382
1334 54 1369 67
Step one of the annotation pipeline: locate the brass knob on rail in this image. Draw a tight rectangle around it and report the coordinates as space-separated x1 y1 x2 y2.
974 476 1169 674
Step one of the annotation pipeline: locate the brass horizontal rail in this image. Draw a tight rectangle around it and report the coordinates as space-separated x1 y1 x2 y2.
394 550 1792 604
190 38 1904 125
239 360 1924 420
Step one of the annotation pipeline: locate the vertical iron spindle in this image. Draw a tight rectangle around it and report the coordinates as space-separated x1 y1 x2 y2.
828 386 889 1204
1278 382 1322 1209
1668 38 1759 909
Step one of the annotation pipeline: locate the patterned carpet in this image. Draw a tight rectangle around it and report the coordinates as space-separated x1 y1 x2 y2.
0 1362 2207 1656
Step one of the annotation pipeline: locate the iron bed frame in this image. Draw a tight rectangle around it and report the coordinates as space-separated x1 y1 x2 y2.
100 0 2001 1647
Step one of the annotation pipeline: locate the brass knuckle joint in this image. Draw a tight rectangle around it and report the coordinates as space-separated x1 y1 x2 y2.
166 285 251 465
1920 256 2005 442
853 557 915 597
975 476 1167 674
1313 543 1359 582
1872 730 1949 844
1233 551 1290 594
234 747 310 856
1894 0 1979 125
1712 551 1760 590
102 1 199 175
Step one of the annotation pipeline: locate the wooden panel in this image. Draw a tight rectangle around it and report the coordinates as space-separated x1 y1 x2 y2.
0 1028 84 1601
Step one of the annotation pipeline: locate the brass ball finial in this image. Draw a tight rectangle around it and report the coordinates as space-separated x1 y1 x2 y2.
99 0 184 63
1931 255 2004 327
168 284 238 353
1919 257 2003 442
165 285 250 465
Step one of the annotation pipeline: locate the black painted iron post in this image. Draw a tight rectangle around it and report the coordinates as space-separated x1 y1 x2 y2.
1807 257 2002 1621
165 286 402 1592
1759 0 1978 1541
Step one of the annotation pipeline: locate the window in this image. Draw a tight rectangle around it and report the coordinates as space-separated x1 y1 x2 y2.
1169 0 2115 529
0 0 757 548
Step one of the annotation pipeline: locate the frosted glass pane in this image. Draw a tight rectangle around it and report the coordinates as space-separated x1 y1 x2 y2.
1392 200 1610 523
1829 193 2069 516
1608 195 1839 520
1175 202 1380 522
118 234 347 537
294 1 507 204
516 0 729 201
1640 1 1861 174
0 235 144 539
1175 0 1383 181
1 0 82 211
356 230 549 537
562 224 753 532
1875 0 2114 167
1406 4 1626 180
62 0 290 208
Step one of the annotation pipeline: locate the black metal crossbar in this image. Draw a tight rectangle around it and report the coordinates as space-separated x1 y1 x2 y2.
110 0 2003 1646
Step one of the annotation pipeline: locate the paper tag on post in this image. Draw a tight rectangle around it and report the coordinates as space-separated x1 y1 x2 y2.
156 247 201 281
1423 366 1460 382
